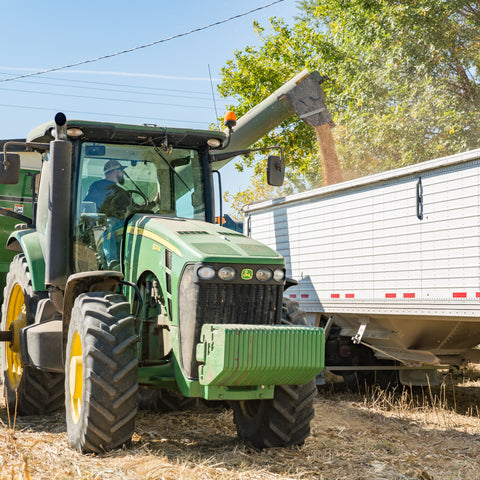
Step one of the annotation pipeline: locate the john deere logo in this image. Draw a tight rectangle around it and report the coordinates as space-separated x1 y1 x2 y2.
241 268 253 280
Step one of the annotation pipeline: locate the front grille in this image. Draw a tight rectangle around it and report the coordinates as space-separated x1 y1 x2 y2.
178 264 284 379
197 282 281 325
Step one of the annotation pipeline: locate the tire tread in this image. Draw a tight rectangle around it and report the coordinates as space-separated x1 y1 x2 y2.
66 291 138 453
230 297 317 448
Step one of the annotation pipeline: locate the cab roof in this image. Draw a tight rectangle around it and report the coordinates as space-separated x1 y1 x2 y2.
27 118 226 149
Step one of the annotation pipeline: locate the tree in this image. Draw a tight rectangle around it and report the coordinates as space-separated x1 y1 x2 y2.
223 175 297 219
219 0 480 213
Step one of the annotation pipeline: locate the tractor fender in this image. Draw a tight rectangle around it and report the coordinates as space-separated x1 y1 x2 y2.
6 230 46 292
62 271 124 352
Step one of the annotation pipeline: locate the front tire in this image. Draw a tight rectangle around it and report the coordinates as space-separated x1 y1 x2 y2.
1 254 64 415
231 382 317 448
230 297 317 448
65 292 138 453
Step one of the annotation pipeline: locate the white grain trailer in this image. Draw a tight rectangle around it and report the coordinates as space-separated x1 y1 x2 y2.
244 148 480 385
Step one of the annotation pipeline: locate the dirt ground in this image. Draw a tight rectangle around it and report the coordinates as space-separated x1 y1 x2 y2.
1 372 480 480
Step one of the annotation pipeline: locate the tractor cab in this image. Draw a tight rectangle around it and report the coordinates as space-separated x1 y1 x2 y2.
24 119 225 275
73 140 207 272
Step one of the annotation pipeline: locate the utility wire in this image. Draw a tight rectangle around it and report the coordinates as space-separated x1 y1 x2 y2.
0 75 225 101
0 102 206 125
0 72 222 96
0 86 214 109
0 0 285 83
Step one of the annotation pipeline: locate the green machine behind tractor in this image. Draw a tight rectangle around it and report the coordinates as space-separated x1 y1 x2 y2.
0 71 329 453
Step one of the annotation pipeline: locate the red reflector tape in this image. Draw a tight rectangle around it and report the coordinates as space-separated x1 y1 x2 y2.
403 293 415 298
289 294 297 299
301 294 309 299
477 293 480 298
331 294 340 299
453 292 467 298
345 294 355 298
385 293 396 299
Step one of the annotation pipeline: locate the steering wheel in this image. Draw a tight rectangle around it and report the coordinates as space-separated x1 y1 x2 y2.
124 189 149 208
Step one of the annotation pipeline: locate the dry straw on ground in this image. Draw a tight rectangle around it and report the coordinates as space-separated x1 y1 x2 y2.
1 369 480 480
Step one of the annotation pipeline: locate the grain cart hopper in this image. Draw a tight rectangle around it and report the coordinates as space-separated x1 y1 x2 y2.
0 70 329 453
244 149 480 387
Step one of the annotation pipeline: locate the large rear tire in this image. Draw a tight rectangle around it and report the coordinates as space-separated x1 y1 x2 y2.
230 297 317 448
65 292 138 453
1 254 64 415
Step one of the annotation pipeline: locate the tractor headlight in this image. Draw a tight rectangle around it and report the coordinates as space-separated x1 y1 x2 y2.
256 267 273 282
218 266 236 281
273 268 285 282
197 265 216 280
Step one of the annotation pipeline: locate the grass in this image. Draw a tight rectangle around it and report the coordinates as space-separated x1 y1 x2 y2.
1 369 480 479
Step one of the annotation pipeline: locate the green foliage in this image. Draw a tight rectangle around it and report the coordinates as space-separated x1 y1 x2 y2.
219 0 480 208
224 175 297 219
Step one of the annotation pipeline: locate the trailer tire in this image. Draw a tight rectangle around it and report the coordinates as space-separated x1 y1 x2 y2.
1 254 64 415
341 368 398 390
138 387 198 412
327 333 399 390
230 297 317 448
65 292 138 453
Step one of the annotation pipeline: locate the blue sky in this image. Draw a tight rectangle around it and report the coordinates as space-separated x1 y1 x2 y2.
0 0 299 215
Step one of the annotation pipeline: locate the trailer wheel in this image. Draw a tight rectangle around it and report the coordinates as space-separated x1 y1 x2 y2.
230 297 317 448
326 332 399 390
138 386 198 412
1 254 64 415
65 292 138 453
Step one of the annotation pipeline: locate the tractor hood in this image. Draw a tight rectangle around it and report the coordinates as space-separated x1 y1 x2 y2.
127 214 283 264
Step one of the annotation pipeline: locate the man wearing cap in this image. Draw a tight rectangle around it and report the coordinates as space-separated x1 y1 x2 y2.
84 159 131 218
84 159 131 270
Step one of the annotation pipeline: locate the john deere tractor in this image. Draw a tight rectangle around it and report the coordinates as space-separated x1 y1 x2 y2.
0 70 327 453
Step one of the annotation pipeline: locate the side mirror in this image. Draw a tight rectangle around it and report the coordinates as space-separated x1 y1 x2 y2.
0 153 20 184
267 155 285 186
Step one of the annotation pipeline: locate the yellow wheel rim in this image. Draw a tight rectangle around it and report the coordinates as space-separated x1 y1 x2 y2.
5 284 25 388
69 331 83 424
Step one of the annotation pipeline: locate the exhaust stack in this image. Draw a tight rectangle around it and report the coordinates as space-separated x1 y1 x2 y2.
45 113 72 309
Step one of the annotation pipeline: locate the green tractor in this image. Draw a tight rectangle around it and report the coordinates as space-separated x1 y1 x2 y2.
0 71 328 453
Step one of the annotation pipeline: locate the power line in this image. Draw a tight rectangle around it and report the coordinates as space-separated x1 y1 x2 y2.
0 75 225 102
0 72 226 98
0 0 285 83
0 85 216 110
0 103 207 126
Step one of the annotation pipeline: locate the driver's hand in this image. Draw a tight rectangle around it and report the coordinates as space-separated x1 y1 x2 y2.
151 191 160 205
146 191 160 211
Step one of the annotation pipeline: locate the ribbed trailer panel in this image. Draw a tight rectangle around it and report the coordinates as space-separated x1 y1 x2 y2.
245 149 480 368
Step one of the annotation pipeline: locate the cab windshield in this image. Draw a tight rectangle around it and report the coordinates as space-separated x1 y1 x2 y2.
73 142 205 272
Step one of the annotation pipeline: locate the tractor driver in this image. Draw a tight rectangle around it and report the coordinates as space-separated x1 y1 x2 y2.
84 159 131 270
84 159 131 218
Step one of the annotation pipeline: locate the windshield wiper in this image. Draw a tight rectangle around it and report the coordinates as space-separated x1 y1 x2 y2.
123 170 147 198
149 139 190 190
